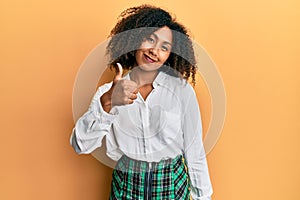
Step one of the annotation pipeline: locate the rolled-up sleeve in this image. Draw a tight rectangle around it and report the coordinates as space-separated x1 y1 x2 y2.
182 85 213 200
70 82 118 154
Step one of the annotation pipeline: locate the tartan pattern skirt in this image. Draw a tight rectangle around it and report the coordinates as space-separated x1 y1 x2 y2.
109 154 191 200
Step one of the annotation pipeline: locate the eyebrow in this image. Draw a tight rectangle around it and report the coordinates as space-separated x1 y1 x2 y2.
152 33 172 46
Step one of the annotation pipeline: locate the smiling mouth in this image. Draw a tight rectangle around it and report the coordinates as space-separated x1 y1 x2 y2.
144 54 157 63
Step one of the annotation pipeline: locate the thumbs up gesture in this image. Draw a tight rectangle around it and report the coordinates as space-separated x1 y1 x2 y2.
100 63 138 112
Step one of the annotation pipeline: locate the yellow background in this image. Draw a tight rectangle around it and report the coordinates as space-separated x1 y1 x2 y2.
1 0 299 199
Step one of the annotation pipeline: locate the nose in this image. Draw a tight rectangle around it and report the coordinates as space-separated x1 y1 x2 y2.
149 45 158 56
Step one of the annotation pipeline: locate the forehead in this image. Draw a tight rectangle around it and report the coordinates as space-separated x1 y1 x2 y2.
152 26 173 44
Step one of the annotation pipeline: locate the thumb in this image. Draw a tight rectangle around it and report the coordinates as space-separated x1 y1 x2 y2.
114 63 123 83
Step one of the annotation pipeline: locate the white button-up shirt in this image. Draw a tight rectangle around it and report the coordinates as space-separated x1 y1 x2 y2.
70 70 213 199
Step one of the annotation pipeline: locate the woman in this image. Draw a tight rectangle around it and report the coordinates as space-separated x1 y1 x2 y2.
70 5 213 200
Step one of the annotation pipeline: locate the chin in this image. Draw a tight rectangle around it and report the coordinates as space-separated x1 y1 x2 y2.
137 63 162 72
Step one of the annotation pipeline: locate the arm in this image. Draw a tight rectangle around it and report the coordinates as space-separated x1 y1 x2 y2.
182 86 213 200
69 82 118 154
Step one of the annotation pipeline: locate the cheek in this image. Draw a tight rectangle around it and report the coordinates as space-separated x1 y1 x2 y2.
135 50 143 58
139 41 151 49
135 50 145 65
161 52 171 62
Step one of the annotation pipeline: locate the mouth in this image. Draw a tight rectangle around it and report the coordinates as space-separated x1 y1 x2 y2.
144 54 157 63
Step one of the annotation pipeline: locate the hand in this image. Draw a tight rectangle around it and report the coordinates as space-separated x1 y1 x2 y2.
100 63 138 112
111 63 138 106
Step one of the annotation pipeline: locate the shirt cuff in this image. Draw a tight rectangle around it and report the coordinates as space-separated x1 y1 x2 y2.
190 186 212 200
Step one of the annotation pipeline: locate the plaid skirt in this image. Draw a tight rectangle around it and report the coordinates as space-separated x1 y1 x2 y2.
109 154 191 200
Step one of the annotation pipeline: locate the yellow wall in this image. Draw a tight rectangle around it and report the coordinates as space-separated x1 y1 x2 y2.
1 0 299 199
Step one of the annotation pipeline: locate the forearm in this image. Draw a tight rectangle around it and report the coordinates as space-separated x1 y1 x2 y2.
70 82 117 154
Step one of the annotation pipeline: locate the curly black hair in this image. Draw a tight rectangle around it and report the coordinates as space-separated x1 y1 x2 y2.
106 4 197 85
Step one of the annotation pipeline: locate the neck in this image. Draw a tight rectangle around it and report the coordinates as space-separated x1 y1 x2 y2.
130 67 158 87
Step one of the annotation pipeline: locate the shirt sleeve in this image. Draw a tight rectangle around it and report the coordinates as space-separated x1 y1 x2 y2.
182 85 213 200
69 82 119 154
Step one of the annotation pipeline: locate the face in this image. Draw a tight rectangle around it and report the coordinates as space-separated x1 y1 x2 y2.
135 26 173 72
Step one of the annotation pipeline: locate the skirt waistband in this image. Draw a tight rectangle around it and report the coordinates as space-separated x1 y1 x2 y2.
115 154 184 173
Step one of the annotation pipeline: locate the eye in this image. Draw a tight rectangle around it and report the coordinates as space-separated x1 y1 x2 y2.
146 36 155 43
161 45 169 51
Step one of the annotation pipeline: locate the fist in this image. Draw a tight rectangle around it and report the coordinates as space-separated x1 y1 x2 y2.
110 63 138 106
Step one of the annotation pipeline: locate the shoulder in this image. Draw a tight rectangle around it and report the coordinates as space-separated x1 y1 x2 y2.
163 73 195 97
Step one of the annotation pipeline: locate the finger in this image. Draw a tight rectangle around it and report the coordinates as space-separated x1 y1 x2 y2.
123 79 138 87
129 93 138 100
130 85 138 93
132 88 139 94
122 80 138 93
128 98 134 104
114 63 123 82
